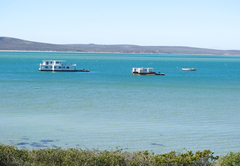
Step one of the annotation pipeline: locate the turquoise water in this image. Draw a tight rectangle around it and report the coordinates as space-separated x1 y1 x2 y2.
0 51 240 155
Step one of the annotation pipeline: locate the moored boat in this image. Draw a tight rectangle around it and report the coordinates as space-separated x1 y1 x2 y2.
132 67 155 75
182 68 197 71
39 60 90 72
132 67 165 75
155 72 165 75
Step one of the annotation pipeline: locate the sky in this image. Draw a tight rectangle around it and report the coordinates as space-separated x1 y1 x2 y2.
1 0 240 50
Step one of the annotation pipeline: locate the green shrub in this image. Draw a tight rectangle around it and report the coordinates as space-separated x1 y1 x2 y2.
0 144 225 166
217 152 240 166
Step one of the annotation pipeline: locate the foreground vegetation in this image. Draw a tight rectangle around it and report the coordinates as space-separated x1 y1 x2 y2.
0 144 239 166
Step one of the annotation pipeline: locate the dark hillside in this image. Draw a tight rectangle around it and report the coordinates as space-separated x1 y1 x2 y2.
1 37 240 55
0 37 74 51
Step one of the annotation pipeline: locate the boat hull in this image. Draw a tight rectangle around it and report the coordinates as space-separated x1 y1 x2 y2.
155 73 165 75
132 72 155 75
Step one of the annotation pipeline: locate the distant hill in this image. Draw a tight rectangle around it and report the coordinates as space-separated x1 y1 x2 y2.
1 37 240 55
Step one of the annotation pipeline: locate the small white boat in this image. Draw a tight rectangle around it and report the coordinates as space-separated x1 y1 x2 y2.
182 68 197 71
39 60 89 72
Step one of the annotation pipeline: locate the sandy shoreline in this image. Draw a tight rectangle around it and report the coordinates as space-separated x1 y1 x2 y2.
1 50 239 56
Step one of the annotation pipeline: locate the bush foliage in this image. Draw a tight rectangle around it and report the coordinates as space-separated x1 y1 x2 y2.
0 144 238 166
217 152 240 166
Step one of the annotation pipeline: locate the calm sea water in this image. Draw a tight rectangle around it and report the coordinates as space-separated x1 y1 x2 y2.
0 51 240 155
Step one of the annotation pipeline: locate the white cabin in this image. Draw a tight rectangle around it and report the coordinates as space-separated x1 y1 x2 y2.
132 67 154 73
132 67 155 75
39 60 77 71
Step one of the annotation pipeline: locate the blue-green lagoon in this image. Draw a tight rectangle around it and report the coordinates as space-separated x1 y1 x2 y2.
0 51 240 155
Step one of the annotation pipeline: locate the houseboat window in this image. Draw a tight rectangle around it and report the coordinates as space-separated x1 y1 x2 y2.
50 66 52 68
59 67 61 68
46 62 49 65
45 66 48 68
54 66 56 68
63 67 65 68
67 67 69 69
56 62 59 64
50 62 52 64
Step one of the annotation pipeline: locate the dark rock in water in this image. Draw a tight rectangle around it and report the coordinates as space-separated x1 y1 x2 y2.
57 129 64 131
40 140 54 143
30 142 48 147
51 145 58 148
17 142 29 145
151 143 164 146
9 140 15 145
22 138 29 140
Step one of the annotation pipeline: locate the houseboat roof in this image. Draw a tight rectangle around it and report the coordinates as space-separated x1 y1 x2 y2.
133 67 154 69
42 60 66 62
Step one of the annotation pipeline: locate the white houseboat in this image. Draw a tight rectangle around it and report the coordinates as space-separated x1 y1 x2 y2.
132 67 165 75
39 60 89 72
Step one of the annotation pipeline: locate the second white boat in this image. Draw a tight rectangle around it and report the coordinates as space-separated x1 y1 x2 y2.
182 68 197 71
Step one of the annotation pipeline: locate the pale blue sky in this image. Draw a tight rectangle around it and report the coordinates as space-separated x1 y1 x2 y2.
1 0 240 49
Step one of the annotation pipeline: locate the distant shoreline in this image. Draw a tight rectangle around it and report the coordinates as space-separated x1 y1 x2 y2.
1 50 240 56
1 37 240 55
